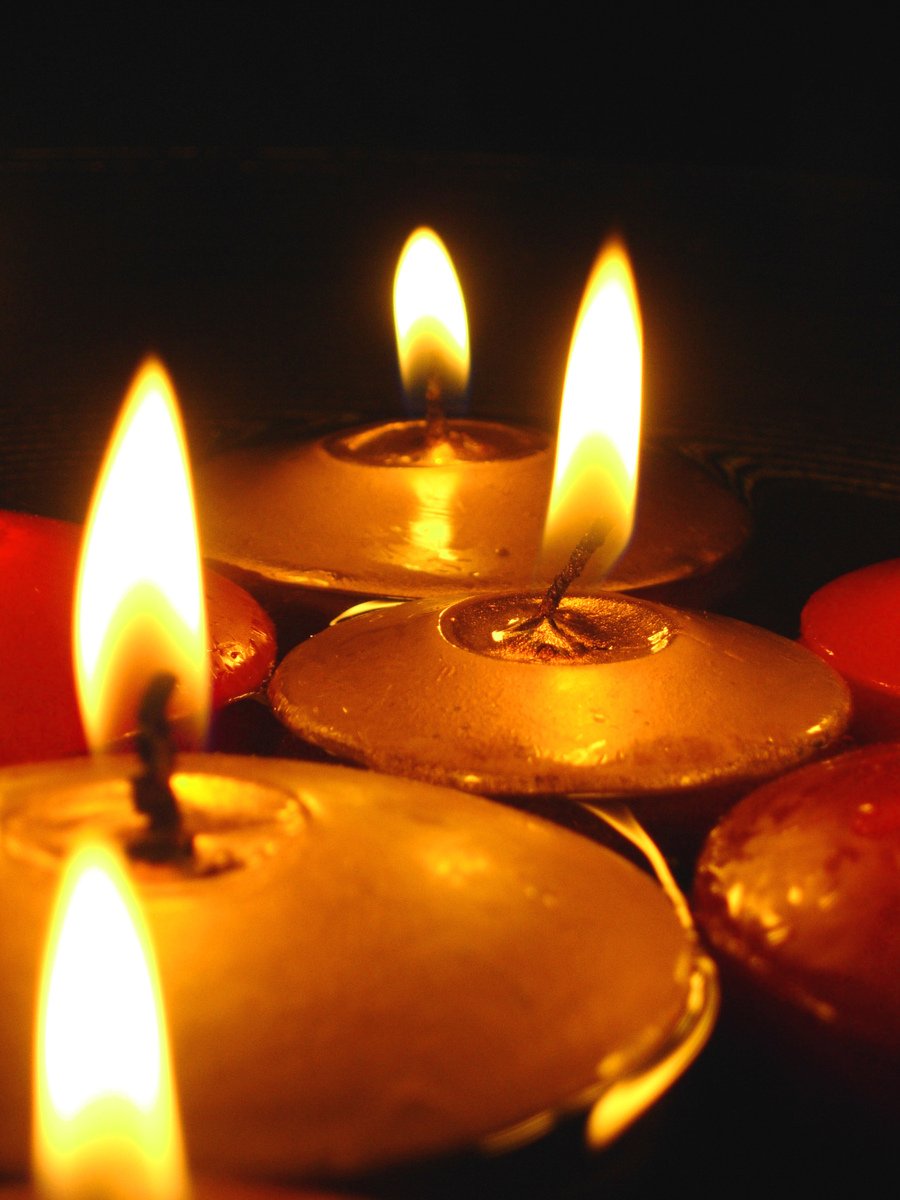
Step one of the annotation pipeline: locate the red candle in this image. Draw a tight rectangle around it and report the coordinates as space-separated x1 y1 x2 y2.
0 510 276 766
800 559 900 741
694 742 900 1091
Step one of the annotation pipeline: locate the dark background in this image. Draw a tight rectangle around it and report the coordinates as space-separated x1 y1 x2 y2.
2 14 897 491
2 12 899 1197
3 11 897 175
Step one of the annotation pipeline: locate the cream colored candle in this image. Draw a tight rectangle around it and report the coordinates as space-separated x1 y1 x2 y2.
268 592 849 816
0 755 717 1180
198 233 748 613
199 438 747 607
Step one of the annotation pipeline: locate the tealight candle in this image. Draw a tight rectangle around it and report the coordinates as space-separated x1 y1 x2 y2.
269 245 848 828
0 754 717 1180
269 591 848 823
693 742 900 1096
198 231 748 621
199 432 748 612
800 559 900 741
0 505 276 766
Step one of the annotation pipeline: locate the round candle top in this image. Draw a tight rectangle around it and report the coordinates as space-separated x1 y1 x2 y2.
325 417 543 465
800 559 900 741
0 511 276 766
198 434 749 602
268 592 849 807
693 743 900 1058
0 755 716 1179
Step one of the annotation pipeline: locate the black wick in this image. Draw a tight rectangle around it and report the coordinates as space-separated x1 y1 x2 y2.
538 518 612 620
423 373 450 449
129 671 195 864
492 517 613 660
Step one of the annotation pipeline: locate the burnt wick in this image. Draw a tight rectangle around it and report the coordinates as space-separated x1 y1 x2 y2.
414 375 482 463
495 519 613 660
423 374 450 450
538 519 612 620
129 671 195 865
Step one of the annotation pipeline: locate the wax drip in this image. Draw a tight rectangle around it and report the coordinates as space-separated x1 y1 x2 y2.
494 519 613 660
128 672 196 865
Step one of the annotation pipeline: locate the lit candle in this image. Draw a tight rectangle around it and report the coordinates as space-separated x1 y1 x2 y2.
198 230 748 623
800 559 900 741
693 742 900 1095
0 340 717 1179
0 755 719 1179
0 362 276 767
269 243 849 823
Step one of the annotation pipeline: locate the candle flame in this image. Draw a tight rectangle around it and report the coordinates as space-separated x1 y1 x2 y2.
74 358 209 750
33 843 189 1200
541 240 642 581
393 227 470 411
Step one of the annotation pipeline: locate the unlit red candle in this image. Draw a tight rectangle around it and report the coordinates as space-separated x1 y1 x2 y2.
0 510 275 766
694 742 900 1085
800 559 900 741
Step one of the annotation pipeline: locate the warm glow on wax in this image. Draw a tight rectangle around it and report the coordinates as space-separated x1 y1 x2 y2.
74 358 209 749
541 240 643 580
33 843 189 1200
393 227 470 407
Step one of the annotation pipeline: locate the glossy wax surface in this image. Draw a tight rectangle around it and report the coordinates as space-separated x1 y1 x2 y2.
0 755 712 1180
199 430 749 601
800 559 900 740
0 511 276 765
694 743 900 1056
269 593 849 802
